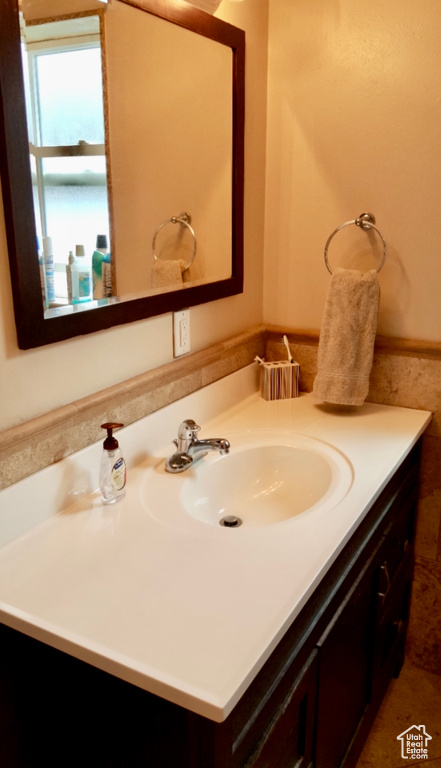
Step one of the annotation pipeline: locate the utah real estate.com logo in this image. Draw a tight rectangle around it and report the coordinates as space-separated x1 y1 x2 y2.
397 725 432 760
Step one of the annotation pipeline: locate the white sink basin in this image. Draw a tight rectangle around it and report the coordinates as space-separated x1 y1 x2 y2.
143 431 353 530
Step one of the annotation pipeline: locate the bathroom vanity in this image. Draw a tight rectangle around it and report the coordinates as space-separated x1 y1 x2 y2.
0 367 431 767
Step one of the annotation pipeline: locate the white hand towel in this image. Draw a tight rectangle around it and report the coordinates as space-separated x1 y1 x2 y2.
313 268 379 406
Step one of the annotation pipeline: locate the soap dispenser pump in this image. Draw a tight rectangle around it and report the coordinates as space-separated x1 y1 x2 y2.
100 422 126 504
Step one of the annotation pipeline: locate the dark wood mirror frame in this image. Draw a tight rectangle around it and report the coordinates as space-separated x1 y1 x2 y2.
0 0 244 349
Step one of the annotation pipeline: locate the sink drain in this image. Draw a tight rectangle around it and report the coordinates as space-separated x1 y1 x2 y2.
220 515 243 528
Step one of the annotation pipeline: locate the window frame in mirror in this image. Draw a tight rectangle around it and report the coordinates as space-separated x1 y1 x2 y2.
0 0 245 349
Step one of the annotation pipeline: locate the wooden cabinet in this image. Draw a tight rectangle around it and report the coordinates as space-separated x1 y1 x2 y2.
372 475 418 707
315 550 377 768
0 442 421 768
247 650 318 768
314 448 420 768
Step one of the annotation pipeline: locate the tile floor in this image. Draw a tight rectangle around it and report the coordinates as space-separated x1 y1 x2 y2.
355 661 441 767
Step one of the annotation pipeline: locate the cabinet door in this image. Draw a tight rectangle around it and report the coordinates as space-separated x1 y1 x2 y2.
373 487 417 704
373 554 413 705
248 650 318 768
315 558 376 768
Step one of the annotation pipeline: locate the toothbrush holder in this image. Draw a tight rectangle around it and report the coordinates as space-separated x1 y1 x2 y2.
258 360 300 401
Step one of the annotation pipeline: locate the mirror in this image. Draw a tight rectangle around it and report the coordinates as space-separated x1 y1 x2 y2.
0 0 245 348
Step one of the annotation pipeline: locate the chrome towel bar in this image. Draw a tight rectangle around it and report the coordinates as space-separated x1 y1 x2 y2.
152 212 197 271
324 212 387 275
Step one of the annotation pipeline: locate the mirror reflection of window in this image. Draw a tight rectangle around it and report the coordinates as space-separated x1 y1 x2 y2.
21 15 110 305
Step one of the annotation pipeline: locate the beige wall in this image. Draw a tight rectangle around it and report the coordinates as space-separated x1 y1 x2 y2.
261 0 441 679
0 0 267 432
264 0 441 343
107 2 232 292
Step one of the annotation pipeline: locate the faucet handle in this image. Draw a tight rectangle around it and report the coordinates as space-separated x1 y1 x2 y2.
178 419 200 438
176 419 201 452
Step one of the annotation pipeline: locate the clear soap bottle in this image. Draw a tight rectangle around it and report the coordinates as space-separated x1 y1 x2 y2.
100 422 126 504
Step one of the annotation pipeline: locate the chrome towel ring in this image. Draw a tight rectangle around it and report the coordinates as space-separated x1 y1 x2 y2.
152 212 197 271
324 212 387 275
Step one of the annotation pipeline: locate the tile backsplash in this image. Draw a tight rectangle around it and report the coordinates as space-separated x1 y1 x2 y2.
0 327 265 491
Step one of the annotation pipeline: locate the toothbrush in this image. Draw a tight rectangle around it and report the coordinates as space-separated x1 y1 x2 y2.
282 335 294 364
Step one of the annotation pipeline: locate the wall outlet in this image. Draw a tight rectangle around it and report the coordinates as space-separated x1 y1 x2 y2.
173 309 190 357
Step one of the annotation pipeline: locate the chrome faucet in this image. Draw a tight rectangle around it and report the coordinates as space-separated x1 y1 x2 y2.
165 419 230 473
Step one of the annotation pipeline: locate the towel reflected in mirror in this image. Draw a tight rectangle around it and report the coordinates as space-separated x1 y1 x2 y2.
151 259 191 289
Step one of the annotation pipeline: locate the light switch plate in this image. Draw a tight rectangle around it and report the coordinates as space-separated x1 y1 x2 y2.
173 309 190 357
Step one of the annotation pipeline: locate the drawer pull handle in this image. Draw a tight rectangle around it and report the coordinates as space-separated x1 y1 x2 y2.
378 562 390 600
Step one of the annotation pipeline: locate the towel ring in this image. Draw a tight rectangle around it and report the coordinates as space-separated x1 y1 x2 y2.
152 212 197 271
324 212 387 275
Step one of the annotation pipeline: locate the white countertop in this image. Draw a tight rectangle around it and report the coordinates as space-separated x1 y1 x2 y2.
0 366 431 721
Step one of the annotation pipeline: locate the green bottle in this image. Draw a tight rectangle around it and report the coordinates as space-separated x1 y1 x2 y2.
92 234 108 299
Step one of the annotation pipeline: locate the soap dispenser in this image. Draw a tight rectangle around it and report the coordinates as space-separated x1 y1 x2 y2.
100 422 126 504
